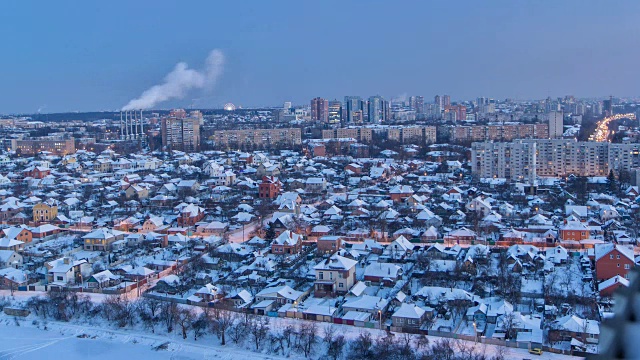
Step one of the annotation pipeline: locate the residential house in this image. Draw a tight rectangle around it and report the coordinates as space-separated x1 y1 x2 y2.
32 203 58 223
595 243 635 280
47 257 91 285
548 315 599 345
305 177 327 193
271 230 303 255
176 203 205 227
258 176 282 199
317 235 342 254
363 262 402 285
392 303 432 329
560 221 590 241
82 228 125 251
314 254 357 297
87 270 121 289
0 250 23 268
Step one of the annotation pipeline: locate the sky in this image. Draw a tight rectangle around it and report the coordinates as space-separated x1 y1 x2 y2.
1 0 640 113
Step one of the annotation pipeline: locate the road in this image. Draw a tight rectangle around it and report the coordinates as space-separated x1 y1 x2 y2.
227 219 262 243
589 113 636 142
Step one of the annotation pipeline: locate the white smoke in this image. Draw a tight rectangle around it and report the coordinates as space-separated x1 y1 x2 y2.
122 49 224 111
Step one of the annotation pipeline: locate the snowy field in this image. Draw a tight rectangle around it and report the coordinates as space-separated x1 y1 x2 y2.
0 311 582 360
0 316 287 360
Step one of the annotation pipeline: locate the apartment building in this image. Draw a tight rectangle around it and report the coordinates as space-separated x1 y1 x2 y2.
10 138 75 156
471 139 640 179
387 126 437 144
161 117 200 152
212 128 302 147
322 127 373 142
450 124 549 143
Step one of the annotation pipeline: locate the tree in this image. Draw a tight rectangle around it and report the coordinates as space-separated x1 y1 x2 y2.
228 315 248 344
346 332 374 360
191 312 209 341
295 322 318 357
607 169 617 194
249 316 270 351
265 225 276 241
138 298 162 333
501 312 521 340
211 307 234 345
327 335 346 360
176 307 195 339
428 338 455 360
159 302 178 333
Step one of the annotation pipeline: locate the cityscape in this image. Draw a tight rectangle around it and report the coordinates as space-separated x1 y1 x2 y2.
2 2 640 360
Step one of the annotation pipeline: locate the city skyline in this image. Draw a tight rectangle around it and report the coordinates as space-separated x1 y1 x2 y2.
2 1 640 113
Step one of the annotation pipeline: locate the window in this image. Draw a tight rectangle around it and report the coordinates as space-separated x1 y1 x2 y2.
610 254 614 259
319 272 323 280
625 264 631 270
617 254 621 259
338 283 343 288
617 263 620 268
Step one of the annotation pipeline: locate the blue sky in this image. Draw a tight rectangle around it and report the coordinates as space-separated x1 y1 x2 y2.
1 1 640 113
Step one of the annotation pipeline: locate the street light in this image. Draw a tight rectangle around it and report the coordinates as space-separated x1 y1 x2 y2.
378 310 382 330
473 322 477 343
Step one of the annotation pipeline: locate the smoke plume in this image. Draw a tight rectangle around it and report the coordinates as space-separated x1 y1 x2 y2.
122 49 224 111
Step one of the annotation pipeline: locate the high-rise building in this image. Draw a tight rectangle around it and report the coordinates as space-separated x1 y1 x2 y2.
283 101 292 112
603 97 613 116
409 96 424 114
435 95 442 108
548 111 564 138
328 100 342 125
344 96 364 123
162 117 200 152
368 95 388 123
310 97 329 123
443 95 451 107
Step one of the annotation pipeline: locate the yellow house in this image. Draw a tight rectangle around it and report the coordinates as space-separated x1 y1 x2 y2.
33 203 58 223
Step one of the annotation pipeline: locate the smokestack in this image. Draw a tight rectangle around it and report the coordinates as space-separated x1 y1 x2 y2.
133 110 138 137
120 112 124 138
129 111 134 139
139 109 143 138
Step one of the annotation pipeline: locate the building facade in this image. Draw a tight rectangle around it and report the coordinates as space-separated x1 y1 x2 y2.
161 117 200 152
471 139 640 179
212 128 302 148
311 97 329 123
10 138 75 156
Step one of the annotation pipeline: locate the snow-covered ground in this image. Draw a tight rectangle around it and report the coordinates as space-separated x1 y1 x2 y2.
0 309 581 360
0 315 289 360
0 286 584 360
227 219 261 243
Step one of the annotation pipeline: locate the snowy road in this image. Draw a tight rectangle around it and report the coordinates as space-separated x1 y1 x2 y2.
227 219 262 243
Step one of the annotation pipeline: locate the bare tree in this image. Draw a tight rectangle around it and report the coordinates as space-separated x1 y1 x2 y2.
295 322 318 357
191 312 209 341
501 312 521 340
159 301 178 333
176 307 195 339
227 314 248 344
327 334 346 360
248 315 270 351
211 308 234 345
138 298 161 333
346 332 374 360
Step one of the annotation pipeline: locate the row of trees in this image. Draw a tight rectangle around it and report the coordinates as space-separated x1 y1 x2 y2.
18 291 510 360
